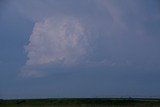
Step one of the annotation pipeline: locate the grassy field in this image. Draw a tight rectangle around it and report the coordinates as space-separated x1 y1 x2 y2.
1 98 160 107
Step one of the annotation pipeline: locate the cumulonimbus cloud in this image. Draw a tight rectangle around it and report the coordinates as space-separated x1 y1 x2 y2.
19 0 160 77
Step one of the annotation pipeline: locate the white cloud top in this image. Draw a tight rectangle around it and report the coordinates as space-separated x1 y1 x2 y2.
25 16 89 66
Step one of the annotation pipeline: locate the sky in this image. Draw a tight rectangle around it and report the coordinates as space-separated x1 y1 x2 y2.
0 0 160 99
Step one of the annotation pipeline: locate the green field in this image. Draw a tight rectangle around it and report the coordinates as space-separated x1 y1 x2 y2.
1 98 160 107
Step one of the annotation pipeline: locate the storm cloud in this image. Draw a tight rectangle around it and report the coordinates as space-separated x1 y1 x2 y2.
11 0 160 77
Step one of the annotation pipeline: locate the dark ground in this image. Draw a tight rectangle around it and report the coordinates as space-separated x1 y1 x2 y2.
1 98 160 107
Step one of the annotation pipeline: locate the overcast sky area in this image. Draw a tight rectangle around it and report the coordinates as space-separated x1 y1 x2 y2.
0 0 160 99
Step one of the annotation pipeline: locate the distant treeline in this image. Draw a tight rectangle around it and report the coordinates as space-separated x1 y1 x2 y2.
1 98 160 106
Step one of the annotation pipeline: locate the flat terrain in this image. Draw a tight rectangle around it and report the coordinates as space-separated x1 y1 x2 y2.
1 98 160 107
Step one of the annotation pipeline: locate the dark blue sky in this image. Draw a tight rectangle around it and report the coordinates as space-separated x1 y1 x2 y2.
0 0 160 99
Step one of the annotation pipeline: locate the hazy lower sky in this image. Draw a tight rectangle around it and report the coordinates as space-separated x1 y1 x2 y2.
0 0 160 99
